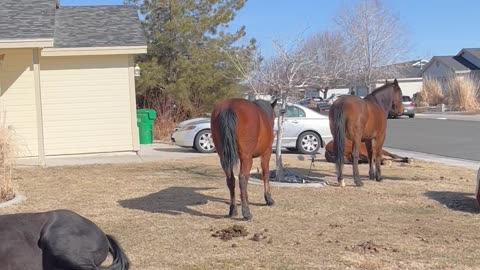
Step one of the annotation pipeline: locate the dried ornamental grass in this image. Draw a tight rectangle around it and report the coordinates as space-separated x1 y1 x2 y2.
0 126 15 202
446 77 480 111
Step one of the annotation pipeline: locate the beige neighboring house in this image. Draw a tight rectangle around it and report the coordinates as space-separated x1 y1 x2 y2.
375 60 428 98
0 0 147 165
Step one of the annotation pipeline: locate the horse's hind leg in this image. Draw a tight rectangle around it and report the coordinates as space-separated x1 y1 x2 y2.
239 156 253 221
261 150 275 206
351 137 364 187
366 140 375 180
374 135 386 182
225 170 237 217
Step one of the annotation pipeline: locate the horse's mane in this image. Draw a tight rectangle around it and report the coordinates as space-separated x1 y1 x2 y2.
365 81 399 113
253 99 274 119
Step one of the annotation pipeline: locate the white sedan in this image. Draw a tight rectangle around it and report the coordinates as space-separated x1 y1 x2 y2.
171 103 333 154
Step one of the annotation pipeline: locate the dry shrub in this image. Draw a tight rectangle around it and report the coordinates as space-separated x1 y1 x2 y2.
417 79 444 106
0 126 15 202
142 91 190 142
446 76 480 111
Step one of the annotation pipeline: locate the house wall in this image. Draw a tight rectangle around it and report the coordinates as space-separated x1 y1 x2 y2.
422 59 455 79
40 55 135 155
0 49 39 157
375 79 423 98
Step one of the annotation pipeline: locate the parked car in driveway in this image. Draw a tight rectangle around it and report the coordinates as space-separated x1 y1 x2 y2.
389 95 415 118
171 103 333 154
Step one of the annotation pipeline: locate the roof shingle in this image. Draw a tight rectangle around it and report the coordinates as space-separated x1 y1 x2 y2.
0 0 56 40
54 6 146 48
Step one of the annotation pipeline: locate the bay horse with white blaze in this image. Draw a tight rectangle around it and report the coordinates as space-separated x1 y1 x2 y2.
211 98 277 221
329 80 404 187
0 209 129 270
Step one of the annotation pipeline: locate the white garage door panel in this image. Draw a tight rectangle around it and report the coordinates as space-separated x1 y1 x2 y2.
41 55 134 155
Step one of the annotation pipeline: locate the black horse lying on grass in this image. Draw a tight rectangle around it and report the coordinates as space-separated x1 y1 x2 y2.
0 209 129 270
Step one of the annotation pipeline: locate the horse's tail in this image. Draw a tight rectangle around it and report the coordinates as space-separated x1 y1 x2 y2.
332 103 345 178
217 108 238 175
99 235 130 270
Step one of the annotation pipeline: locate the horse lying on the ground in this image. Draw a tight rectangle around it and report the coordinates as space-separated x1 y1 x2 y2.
325 139 411 165
0 209 129 270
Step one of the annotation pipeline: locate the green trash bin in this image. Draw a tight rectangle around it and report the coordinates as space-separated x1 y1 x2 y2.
137 109 157 144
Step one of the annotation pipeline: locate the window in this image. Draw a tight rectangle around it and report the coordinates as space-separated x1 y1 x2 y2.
402 96 412 102
285 105 306 118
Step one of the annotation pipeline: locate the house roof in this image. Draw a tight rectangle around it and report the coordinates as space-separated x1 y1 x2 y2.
0 1 146 49
434 56 479 72
0 0 56 40
54 6 147 48
376 59 427 79
460 48 480 60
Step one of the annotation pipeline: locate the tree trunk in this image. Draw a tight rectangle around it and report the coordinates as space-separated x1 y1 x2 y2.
322 87 329 99
275 95 287 181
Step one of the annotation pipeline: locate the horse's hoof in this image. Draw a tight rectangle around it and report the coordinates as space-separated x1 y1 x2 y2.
228 205 238 217
369 174 375 180
264 193 275 206
376 177 383 182
355 181 364 187
338 179 345 187
242 207 252 221
242 214 252 221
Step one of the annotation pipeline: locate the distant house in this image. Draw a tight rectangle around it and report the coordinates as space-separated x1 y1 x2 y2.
375 59 427 98
420 48 480 81
0 0 147 164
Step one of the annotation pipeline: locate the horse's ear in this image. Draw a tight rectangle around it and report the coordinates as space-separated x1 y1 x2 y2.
385 79 388 85
393 79 398 85
271 99 278 108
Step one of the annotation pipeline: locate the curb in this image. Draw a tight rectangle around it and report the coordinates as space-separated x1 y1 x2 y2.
384 148 479 170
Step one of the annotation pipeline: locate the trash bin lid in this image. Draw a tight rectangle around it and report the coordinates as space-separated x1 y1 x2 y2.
137 109 157 120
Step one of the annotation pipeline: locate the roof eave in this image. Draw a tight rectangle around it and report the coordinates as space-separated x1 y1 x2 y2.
0 39 54 49
41 46 147 57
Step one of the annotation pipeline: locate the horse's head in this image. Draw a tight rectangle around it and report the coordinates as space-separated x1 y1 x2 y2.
390 79 404 116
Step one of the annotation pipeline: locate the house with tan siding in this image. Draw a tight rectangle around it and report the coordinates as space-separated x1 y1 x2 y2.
0 0 147 165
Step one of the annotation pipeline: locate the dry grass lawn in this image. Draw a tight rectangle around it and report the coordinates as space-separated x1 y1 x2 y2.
2 155 480 270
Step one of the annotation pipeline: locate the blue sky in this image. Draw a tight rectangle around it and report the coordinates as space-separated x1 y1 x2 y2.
63 0 480 60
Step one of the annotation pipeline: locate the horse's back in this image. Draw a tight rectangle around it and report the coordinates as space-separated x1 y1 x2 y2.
330 96 386 139
0 212 47 270
40 210 109 267
212 98 274 158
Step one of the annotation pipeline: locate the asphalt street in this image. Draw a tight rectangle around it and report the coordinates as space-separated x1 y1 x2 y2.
385 117 480 162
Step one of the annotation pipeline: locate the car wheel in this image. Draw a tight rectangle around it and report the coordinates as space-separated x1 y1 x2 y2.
296 131 321 154
194 130 215 153
409 114 415 118
286 147 298 152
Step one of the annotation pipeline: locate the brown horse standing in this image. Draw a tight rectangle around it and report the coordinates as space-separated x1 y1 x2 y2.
329 80 404 187
211 98 277 221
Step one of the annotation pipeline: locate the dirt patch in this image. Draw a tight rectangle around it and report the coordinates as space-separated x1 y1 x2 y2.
346 240 398 254
211 225 248 241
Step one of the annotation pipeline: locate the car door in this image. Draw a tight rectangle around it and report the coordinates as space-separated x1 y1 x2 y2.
281 105 307 147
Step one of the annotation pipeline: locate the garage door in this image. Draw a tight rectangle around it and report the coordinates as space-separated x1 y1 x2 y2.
40 55 135 155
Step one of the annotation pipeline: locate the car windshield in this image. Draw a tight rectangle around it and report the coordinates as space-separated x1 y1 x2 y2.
402 96 412 102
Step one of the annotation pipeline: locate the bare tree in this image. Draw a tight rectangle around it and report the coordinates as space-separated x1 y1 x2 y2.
302 31 350 98
224 38 319 181
335 0 409 93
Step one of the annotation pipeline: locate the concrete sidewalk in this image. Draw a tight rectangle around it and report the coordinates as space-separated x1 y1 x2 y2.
384 147 479 170
17 143 216 167
415 112 480 122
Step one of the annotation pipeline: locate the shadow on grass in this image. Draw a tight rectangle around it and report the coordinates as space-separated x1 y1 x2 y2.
425 191 479 214
119 187 229 219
